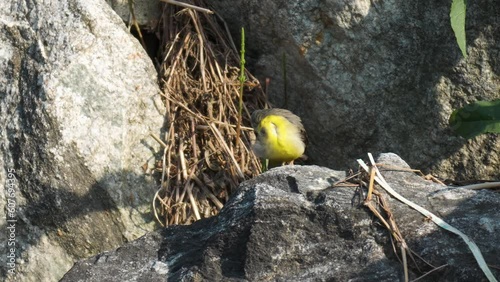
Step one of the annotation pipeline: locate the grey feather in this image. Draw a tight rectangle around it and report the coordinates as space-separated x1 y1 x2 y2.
251 108 307 144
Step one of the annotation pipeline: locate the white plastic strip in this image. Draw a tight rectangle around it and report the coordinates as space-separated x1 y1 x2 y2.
357 153 497 282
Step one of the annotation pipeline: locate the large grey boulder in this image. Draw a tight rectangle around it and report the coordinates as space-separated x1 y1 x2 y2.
208 0 500 180
61 154 500 281
0 0 164 281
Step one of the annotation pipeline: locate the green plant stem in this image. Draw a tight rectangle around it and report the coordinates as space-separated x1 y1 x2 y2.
236 27 246 143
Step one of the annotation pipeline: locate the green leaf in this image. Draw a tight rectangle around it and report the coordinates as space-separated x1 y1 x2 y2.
449 99 500 138
450 0 467 58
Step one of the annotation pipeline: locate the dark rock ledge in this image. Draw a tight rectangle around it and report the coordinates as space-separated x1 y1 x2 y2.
61 153 500 282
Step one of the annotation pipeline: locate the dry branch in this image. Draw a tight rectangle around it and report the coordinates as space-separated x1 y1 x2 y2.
153 0 268 225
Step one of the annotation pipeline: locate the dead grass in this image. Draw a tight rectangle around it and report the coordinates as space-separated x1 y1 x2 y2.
152 0 268 226
339 160 497 281
333 165 446 281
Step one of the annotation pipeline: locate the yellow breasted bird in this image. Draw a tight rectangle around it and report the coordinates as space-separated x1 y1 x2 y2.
251 108 307 167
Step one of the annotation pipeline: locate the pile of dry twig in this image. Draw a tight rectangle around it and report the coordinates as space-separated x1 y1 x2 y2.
152 0 268 225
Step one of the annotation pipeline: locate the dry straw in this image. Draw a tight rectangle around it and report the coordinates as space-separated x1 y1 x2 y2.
356 154 497 282
152 0 268 226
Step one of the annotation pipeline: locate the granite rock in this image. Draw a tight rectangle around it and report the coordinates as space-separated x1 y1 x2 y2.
208 0 500 180
0 0 164 280
62 154 500 281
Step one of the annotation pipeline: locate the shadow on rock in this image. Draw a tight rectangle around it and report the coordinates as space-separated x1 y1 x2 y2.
0 169 159 280
61 154 499 281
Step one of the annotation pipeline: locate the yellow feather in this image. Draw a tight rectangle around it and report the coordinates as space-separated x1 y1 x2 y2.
253 113 305 162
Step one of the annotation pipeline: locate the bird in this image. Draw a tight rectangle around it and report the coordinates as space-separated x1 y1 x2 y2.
251 108 307 167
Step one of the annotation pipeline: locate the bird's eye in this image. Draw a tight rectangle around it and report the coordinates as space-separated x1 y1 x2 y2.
258 127 267 137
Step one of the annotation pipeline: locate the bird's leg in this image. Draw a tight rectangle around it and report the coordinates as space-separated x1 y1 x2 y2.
260 158 269 172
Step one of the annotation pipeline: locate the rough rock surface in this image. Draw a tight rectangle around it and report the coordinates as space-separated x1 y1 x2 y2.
62 154 500 281
106 0 161 26
0 0 164 281
208 0 500 180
